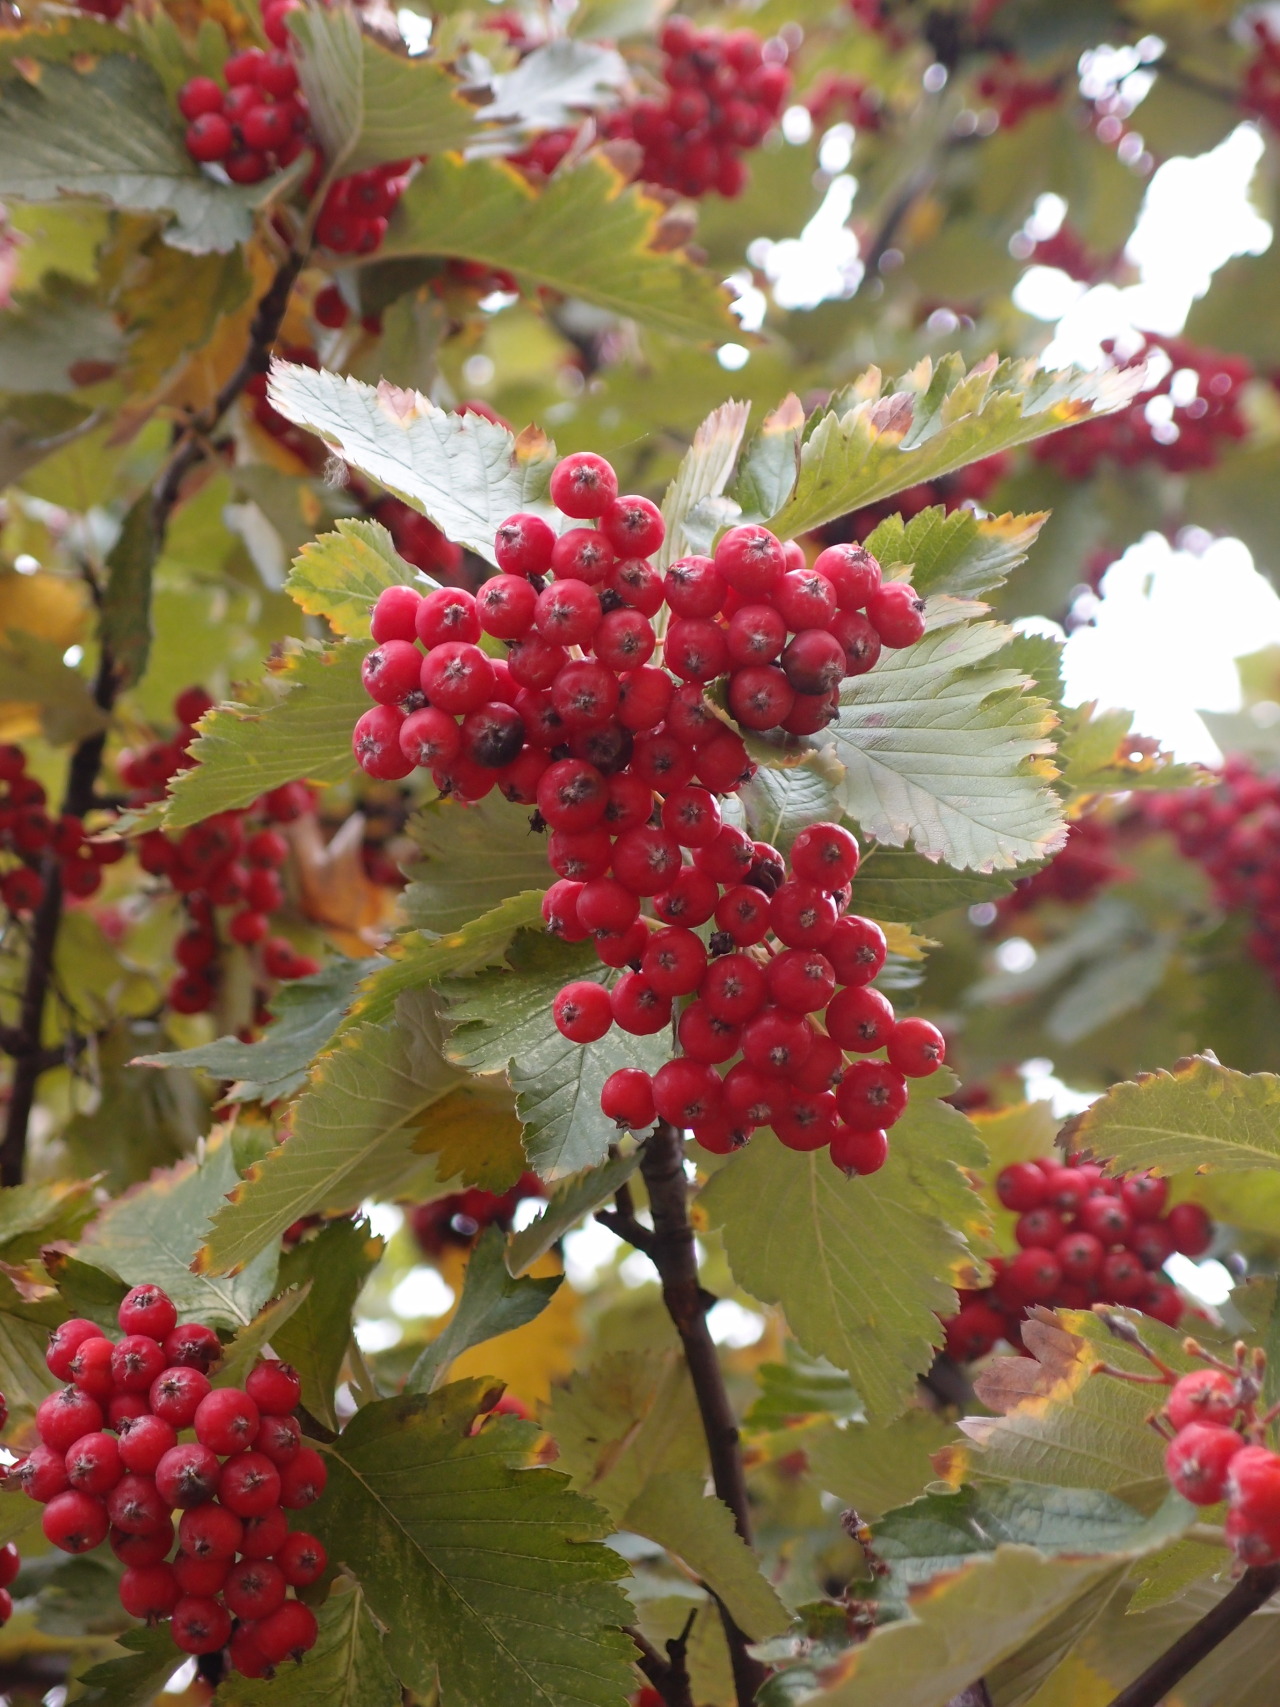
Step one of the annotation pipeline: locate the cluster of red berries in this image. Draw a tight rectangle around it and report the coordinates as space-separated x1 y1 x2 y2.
998 816 1125 917
124 690 319 1015
576 818 946 1170
973 54 1061 129
944 1160 1212 1360
517 19 788 200
351 446 938 1168
1032 336 1251 479
1146 758 1280 986
19 1286 325 1674
410 1173 546 1257
0 746 123 915
1156 1344 1280 1565
805 72 883 132
177 6 414 253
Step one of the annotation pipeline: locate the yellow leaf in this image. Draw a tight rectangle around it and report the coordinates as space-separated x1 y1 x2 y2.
410 1079 528 1192
0 569 88 648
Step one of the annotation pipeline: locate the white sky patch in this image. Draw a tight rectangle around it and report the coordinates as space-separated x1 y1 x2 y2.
707 1300 766 1347
1166 1252 1234 1306
389 1265 456 1320
1061 533 1280 761
361 1201 404 1241
1037 123 1272 366
754 175 862 310
1020 1059 1101 1117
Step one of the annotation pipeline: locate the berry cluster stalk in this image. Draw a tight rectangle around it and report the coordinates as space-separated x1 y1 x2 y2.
0 245 307 1185
635 1120 766 1707
1104 1563 1280 1706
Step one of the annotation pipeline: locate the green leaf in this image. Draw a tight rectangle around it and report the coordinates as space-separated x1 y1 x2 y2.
310 1382 636 1707
213 1284 312 1392
287 519 422 639
745 1344 862 1430
268 361 557 565
700 1087 984 1424
731 393 804 523
829 609 1065 871
0 1284 63 1412
289 6 480 176
100 493 157 692
862 506 1048 599
0 1179 98 1259
78 1625 186 1707
0 628 108 746
77 1132 279 1329
868 1485 1195 1595
217 1578 399 1707
805 1412 953 1520
623 1470 790 1641
506 1147 640 1276
135 954 373 1104
657 399 751 568
765 355 1143 542
275 1217 384 1432
402 796 551 934
0 392 94 488
355 892 547 1028
439 932 672 1179
739 763 841 851
163 641 365 829
807 1549 1130 1707
547 1348 705 1518
1071 1054 1280 1177
408 1226 561 1392
847 846 1021 923
1056 703 1203 798
198 991 469 1275
382 153 735 342
0 58 280 253
481 40 629 128
44 1252 128 1330
0 16 136 78
0 274 125 393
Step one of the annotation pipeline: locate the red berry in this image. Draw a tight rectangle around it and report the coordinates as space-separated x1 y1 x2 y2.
1056 1231 1104 1281
401 706 462 770
0 1544 20 1589
255 1598 319 1664
836 1060 908 1130
239 1504 290 1560
652 1058 724 1127
866 581 927 647
728 664 794 731
219 1451 283 1518
112 1523 174 1567
246 1359 302 1416
162 1323 222 1373
172 1594 233 1655
1100 1248 1147 1304
1165 1422 1243 1505
714 525 785 597
610 972 672 1036
550 452 619 519
495 513 556 576
825 984 895 1052
551 659 619 728
255 1413 301 1464
700 952 767 1024
194 1386 260 1455
830 1124 889 1176
740 1007 814 1078
660 785 722 849
107 1473 170 1536
775 569 838 631
353 705 414 780
770 881 837 948
178 77 225 121
542 879 588 942
766 948 836 1014
1121 1174 1169 1221
225 148 271 185
1076 1193 1132 1244
813 542 882 609
225 1557 288 1621
547 827 612 882
420 642 496 714
225 47 267 84
155 1443 221 1510
1167 1368 1239 1432
664 556 727 619
477 574 538 639
37 1387 104 1453
179 1501 243 1560
173 1551 230 1597
186 112 234 161
554 981 613 1043
693 729 752 793
43 1490 108 1554
600 1068 656 1130
1015 1206 1065 1249
617 665 674 732
577 877 640 937
118 1412 177 1474
612 825 683 896
781 627 846 696
68 1335 115 1398
111 1333 167 1393
774 1091 840 1152
830 609 883 676
538 757 608 831
15 1443 69 1503
641 927 707 998
1166 1202 1213 1256
944 1299 1004 1360
279 1445 327 1508
551 527 615 584
610 556 665 615
601 495 664 558
65 1432 122 1497
120 1562 179 1621
277 1530 327 1587
886 1016 946 1077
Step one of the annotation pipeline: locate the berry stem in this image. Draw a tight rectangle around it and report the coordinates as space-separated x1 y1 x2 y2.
1103 1562 1280 1707
636 1120 766 1707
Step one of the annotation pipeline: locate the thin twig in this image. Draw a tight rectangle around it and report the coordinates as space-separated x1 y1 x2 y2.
639 1121 766 1707
1104 1563 1280 1707
628 1617 695 1707
595 1177 658 1256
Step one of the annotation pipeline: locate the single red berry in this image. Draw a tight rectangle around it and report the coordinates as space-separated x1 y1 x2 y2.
194 1386 260 1455
600 1069 656 1130
255 1598 319 1664
460 702 526 770
664 556 727 619
944 1299 1005 1360
1167 1368 1239 1432
68 1335 115 1399
612 825 683 896
0 1544 19 1589
1166 1202 1213 1256
830 609 883 676
577 877 641 937
178 77 224 121
494 513 556 576
610 556 665 615
1056 1230 1104 1281
1014 1206 1064 1249
652 1058 724 1127
770 881 837 948
825 985 896 1052
1076 1193 1132 1244
400 706 462 770
1121 1174 1169 1221
537 757 608 831
551 527 616 585
276 1530 327 1588
781 627 846 696
173 1551 230 1597
1130 1219 1176 1270
279 1446 327 1508
120 1561 180 1621
601 494 664 558
693 729 752 793
420 642 496 714
813 542 882 609
554 981 613 1043
37 1387 104 1453
866 581 927 647
790 823 860 890
774 1090 840 1152
254 1413 301 1465
700 953 768 1024
766 948 836 1014
886 1016 946 1077
161 1322 222 1372
353 705 414 780
547 827 612 883
477 574 538 639
714 524 785 597
740 1007 814 1078
15 1443 69 1503
728 664 794 731
617 665 674 732
155 1443 221 1510
550 452 619 519
219 1452 283 1518
111 1334 167 1394
1100 1248 1147 1303
43 1490 109 1555
660 785 722 849
111 1523 173 1567
172 1594 233 1656
65 1432 122 1497
836 1060 908 1130
830 1124 889 1176
551 659 619 728
225 1557 288 1622
1166 1422 1243 1505
610 972 673 1036
179 1502 243 1560
246 1359 302 1416
186 112 234 161
239 1504 290 1560
117 1412 177 1475
107 1473 170 1536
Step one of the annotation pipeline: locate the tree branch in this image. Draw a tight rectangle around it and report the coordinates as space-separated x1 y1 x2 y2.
594 1178 658 1256
0 244 308 1186
628 1618 695 1707
638 1121 766 1707
1104 1563 1280 1707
